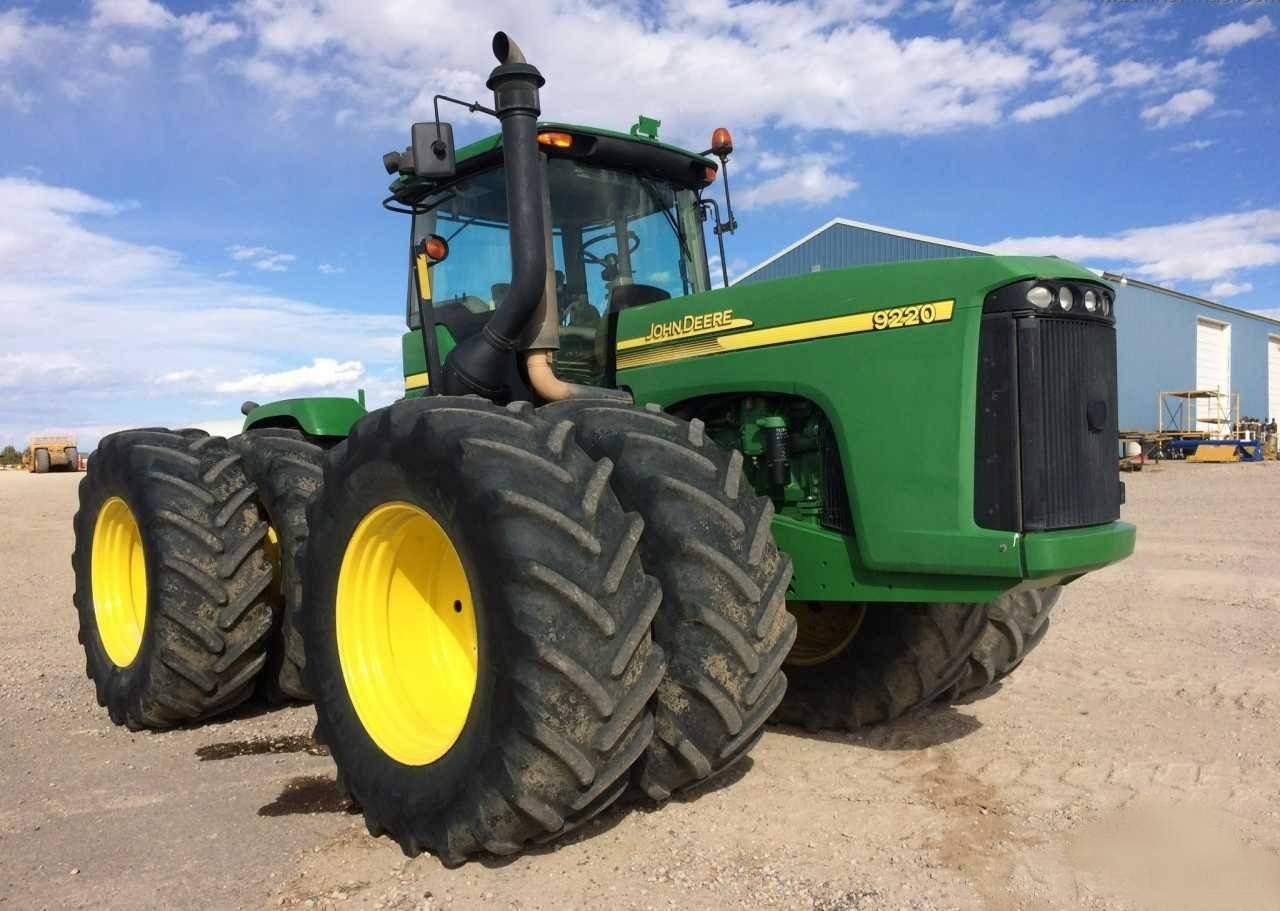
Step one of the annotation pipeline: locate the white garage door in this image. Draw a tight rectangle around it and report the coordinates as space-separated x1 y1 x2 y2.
1196 317 1231 430
1269 335 1280 422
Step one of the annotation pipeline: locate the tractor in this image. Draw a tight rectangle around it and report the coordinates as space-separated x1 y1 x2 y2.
71 33 1135 865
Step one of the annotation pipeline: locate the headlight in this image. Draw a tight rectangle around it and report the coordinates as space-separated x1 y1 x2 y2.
1026 285 1053 308
1102 292 1112 316
1083 289 1098 312
1058 286 1074 311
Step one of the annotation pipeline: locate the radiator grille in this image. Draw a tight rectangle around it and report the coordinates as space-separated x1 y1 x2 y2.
975 310 1121 532
1019 318 1120 530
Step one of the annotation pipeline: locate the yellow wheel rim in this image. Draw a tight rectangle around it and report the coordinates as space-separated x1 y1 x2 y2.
336 501 478 766
91 497 148 667
785 601 865 667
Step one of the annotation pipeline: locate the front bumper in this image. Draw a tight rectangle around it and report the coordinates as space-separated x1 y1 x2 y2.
773 515 1135 604
1022 520 1136 578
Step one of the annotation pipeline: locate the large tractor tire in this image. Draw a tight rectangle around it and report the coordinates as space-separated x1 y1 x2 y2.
543 400 796 801
303 398 666 865
938 587 1061 702
64 446 79 471
34 449 49 473
71 429 276 729
772 601 988 731
232 429 325 703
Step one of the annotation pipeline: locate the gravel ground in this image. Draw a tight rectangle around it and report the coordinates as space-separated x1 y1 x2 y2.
2 461 1279 910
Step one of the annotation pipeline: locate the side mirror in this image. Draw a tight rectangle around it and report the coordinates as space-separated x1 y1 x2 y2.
410 122 457 178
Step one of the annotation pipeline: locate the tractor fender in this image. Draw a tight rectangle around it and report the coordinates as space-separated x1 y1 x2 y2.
242 397 367 440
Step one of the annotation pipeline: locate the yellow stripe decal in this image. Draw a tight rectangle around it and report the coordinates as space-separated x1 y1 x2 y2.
617 315 754 351
616 299 955 371
404 371 430 390
415 254 431 300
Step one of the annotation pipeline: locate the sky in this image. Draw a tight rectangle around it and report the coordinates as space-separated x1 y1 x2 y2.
1 0 1277 450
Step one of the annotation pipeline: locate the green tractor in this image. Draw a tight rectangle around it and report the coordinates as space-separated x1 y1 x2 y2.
71 33 1134 864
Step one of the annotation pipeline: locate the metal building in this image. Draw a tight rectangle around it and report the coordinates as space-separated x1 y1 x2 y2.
735 218 1280 431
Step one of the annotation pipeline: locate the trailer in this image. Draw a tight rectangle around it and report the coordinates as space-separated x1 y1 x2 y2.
22 436 79 473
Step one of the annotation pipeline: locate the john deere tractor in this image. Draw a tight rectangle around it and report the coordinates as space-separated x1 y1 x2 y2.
72 33 1134 864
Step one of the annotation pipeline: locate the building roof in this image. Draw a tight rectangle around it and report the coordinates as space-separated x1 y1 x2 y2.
734 217 1280 330
1100 273 1280 329
731 217 992 285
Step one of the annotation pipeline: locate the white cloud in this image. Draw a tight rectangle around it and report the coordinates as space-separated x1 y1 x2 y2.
1108 59 1160 88
227 244 296 272
216 358 366 396
1208 280 1253 299
227 1 1038 139
1167 57 1221 87
989 208 1280 284
318 263 346 275
1171 139 1216 152
107 43 150 68
1141 89 1215 128
0 9 26 63
0 81 33 112
1199 16 1274 54
8 0 1189 142
1009 17 1067 52
738 155 859 210
0 352 89 390
0 177 403 451
154 369 203 385
1012 84 1103 122
177 12 241 55
1042 47 1099 88
0 178 171 284
91 0 175 30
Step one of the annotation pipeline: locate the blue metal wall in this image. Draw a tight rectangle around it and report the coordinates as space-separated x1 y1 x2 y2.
738 222 1280 430
737 222 983 283
1113 282 1277 429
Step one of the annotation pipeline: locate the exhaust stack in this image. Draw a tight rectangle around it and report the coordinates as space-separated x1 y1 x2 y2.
439 33 547 398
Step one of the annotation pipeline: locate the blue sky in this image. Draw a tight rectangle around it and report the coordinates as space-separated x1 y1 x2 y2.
1 0 1277 449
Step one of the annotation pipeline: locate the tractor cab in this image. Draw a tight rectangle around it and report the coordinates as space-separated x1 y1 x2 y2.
389 123 722 390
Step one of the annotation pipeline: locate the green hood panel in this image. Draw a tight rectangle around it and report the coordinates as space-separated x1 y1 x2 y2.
615 255 1125 594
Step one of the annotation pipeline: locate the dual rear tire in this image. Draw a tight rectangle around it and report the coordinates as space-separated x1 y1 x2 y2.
232 429 325 702
72 429 275 728
542 400 796 800
305 397 794 862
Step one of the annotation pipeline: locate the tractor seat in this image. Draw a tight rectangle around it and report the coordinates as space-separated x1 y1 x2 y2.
609 284 671 313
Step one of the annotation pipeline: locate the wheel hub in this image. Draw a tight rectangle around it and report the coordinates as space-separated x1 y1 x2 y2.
91 497 148 667
785 601 865 667
336 502 478 766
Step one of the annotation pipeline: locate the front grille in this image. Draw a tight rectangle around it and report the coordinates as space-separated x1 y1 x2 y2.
1019 318 1120 530
974 286 1121 533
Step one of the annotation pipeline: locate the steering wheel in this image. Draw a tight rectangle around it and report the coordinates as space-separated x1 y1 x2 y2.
580 230 640 266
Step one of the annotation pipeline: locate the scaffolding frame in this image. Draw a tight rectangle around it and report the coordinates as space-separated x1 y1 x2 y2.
1157 389 1240 438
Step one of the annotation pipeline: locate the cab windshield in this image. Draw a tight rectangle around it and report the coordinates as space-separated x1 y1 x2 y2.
408 158 711 384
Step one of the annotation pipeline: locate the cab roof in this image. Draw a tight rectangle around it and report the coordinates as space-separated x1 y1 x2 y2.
390 121 717 204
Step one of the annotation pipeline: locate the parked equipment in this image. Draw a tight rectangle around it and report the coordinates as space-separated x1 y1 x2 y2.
23 436 79 473
70 33 1136 864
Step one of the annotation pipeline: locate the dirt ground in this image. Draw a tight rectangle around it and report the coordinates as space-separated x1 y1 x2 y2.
2 461 1279 910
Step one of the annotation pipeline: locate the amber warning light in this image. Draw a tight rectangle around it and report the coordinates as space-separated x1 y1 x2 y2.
537 131 573 149
710 127 733 158
422 235 449 262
